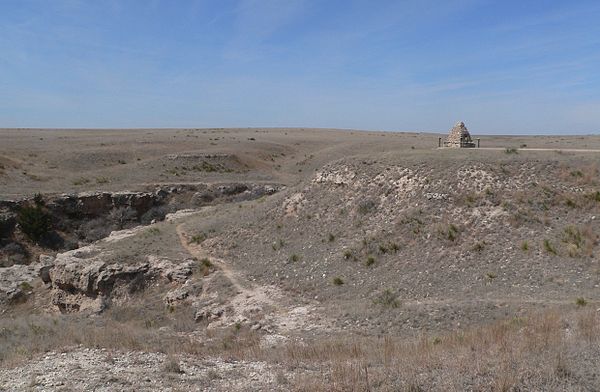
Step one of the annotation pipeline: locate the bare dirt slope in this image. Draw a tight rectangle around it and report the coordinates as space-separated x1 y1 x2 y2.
2 128 600 391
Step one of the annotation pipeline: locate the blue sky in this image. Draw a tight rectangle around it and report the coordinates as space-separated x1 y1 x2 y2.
1 0 600 134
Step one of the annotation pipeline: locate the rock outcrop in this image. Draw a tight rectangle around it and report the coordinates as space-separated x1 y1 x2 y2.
0 264 40 303
47 246 197 313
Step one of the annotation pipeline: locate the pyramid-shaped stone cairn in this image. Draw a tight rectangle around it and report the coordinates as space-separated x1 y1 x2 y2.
444 121 476 148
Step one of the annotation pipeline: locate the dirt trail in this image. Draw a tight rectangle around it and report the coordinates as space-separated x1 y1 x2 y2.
176 224 248 296
175 221 334 333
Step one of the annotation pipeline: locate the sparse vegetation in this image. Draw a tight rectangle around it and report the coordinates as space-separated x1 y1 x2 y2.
190 233 207 244
585 190 600 202
505 147 518 154
272 239 285 250
72 177 90 185
289 254 300 262
333 277 344 285
373 289 400 308
472 241 485 252
543 239 557 255
357 199 377 214
162 356 183 373
146 227 160 235
446 223 458 241
521 241 529 251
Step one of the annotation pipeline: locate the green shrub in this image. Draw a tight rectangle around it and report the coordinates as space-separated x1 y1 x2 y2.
504 147 518 154
17 204 52 242
521 241 529 251
328 233 335 242
365 256 375 267
33 193 44 206
289 254 300 262
332 277 344 286
576 297 587 307
343 249 353 260
447 224 459 241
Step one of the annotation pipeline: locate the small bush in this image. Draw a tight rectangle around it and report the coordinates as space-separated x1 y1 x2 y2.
365 256 376 267
328 233 335 242
505 148 518 154
190 233 206 244
272 239 285 250
586 191 600 202
33 193 44 206
146 227 160 235
544 239 557 255
343 249 353 260
472 242 485 252
563 226 584 249
197 258 213 276
576 297 587 307
289 254 300 262
17 204 52 242
72 177 90 186
389 242 400 253
200 258 212 268
109 207 137 229
96 176 109 184
521 241 529 251
332 277 344 286
162 356 183 373
357 199 377 215
447 224 459 241
374 289 400 308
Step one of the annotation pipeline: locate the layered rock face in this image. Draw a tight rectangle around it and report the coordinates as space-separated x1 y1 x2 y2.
445 121 474 147
48 246 197 313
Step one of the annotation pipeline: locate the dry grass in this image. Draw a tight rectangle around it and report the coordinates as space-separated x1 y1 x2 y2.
258 310 599 391
4 308 596 390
